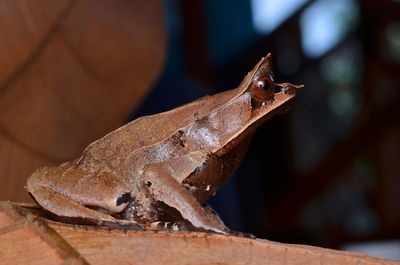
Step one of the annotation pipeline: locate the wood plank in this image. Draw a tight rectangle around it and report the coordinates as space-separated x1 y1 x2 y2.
1 201 398 265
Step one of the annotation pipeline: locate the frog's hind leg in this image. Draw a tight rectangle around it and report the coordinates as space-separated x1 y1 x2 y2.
26 166 141 228
27 184 141 228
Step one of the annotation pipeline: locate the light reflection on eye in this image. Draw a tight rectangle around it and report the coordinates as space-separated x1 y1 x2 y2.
256 80 265 88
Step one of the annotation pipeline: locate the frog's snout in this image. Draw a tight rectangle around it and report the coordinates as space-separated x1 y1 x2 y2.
275 83 303 95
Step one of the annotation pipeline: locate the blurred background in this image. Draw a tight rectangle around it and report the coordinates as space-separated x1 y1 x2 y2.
136 0 400 260
0 0 399 261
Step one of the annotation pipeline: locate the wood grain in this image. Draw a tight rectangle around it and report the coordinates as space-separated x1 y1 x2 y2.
0 0 165 202
0 201 88 264
0 201 398 265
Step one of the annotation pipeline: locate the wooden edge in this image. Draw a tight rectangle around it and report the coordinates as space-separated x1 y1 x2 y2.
51 222 399 265
1 201 399 265
0 201 89 264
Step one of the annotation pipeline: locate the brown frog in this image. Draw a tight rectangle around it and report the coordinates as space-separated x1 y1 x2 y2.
26 54 302 235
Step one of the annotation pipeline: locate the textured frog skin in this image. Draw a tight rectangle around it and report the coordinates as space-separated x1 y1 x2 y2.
26 54 302 235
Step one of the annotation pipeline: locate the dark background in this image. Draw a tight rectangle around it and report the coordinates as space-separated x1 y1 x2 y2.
132 0 400 256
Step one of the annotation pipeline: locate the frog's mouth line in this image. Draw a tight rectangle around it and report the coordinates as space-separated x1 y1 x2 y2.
275 83 291 95
275 82 303 95
259 82 303 108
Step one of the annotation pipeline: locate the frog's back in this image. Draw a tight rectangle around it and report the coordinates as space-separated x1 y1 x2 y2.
75 86 246 172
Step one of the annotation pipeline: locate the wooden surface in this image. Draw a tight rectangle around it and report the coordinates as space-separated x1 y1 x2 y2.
0 0 165 202
0 201 398 265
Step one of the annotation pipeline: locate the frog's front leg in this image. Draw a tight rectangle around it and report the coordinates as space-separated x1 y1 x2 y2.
26 166 139 228
140 152 230 235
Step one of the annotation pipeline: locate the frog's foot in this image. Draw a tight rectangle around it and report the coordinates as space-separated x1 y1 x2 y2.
28 184 142 229
147 221 184 232
147 220 215 234
226 230 256 239
146 220 254 238
202 205 255 238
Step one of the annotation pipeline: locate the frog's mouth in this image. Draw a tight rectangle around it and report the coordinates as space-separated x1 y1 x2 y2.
248 81 302 122
255 82 302 107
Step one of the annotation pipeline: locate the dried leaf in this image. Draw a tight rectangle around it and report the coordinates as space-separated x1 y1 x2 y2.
0 0 165 201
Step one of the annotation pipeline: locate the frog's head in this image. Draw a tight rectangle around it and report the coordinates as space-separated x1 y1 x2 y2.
214 53 303 155
174 54 302 202
244 53 303 116
177 53 302 158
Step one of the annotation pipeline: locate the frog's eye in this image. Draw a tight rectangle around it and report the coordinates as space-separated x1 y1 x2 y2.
250 75 275 108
